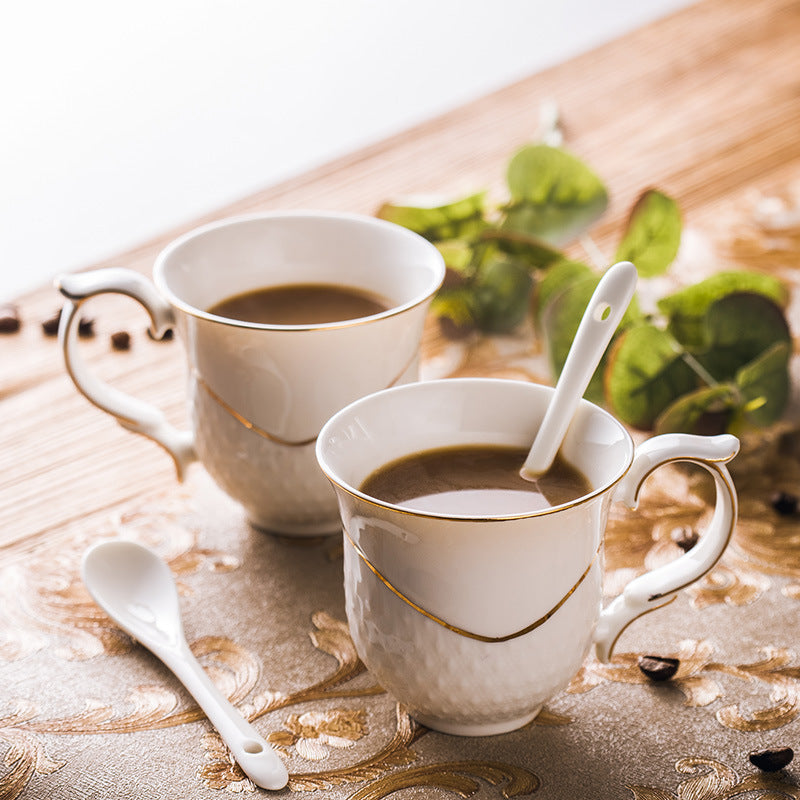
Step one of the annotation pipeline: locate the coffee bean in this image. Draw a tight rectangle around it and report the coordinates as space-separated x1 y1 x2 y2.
77 316 95 337
770 491 799 517
671 526 699 552
637 655 680 682
110 331 131 351
42 309 94 337
42 311 61 336
0 304 21 333
749 747 794 772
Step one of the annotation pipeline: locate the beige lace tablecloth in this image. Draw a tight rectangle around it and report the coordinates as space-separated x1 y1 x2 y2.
4 0 800 796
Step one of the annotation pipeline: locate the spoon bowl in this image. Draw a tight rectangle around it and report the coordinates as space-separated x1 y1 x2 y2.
82 539 289 791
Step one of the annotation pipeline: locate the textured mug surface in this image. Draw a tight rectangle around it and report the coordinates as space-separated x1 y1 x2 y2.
58 211 445 535
316 378 739 735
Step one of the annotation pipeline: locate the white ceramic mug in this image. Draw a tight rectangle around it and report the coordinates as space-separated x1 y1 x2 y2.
316 378 739 736
57 211 445 536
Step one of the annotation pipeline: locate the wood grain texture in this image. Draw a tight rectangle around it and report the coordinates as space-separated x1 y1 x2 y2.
2 0 799 550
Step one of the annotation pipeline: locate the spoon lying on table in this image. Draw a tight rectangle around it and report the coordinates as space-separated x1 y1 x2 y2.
82 539 289 791
521 260 638 480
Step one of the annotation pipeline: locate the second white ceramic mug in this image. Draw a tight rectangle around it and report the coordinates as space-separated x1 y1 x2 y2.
57 211 445 536
316 378 739 735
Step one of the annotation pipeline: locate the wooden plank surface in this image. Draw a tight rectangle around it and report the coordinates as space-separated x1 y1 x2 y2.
2 0 800 554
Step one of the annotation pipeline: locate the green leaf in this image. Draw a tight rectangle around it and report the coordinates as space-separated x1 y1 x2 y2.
376 191 488 242
502 144 608 246
605 324 697 429
435 240 474 275
470 255 534 333
431 285 476 327
614 190 681 277
699 292 791 381
654 384 737 435
657 271 789 348
478 228 564 270
735 340 791 427
535 259 594 322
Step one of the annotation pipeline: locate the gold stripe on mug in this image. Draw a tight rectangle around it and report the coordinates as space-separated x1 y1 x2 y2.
195 372 317 447
344 528 601 643
193 353 416 448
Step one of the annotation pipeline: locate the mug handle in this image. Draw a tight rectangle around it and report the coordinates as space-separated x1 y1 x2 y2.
57 268 197 479
593 432 739 662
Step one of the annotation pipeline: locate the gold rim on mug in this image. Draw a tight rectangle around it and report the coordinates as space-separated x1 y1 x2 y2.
194 352 417 447
344 527 602 643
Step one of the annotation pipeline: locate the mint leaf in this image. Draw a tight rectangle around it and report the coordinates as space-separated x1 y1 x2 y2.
535 259 594 322
502 145 608 246
435 240 474 275
431 285 476 328
699 292 791 381
470 255 534 333
615 190 681 277
658 271 789 348
654 384 737 435
479 228 564 269
735 340 791 427
605 324 697 429
376 191 488 242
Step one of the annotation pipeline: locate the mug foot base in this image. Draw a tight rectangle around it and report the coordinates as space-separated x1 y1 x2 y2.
412 706 543 737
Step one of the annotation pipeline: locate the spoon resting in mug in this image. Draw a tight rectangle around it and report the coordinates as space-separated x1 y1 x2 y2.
521 260 638 480
82 540 289 791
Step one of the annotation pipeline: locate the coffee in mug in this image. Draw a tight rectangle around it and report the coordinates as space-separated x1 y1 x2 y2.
360 445 591 515
208 283 391 326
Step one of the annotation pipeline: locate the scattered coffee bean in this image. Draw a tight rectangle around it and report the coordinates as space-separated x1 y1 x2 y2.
770 491 799 517
110 331 131 351
42 309 95 337
78 316 95 337
41 311 61 336
146 327 174 341
637 655 680 682
0 304 21 333
671 526 699 552
749 747 794 772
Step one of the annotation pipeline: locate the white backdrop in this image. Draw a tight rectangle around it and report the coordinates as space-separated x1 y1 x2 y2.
1 0 694 301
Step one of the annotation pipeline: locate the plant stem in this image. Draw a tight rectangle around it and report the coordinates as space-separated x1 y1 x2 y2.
680 350 720 387
580 235 607 269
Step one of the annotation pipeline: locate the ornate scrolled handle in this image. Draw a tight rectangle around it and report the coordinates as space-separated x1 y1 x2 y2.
57 268 196 478
594 432 739 662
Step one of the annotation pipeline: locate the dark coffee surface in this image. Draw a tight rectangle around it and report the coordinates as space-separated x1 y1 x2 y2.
208 283 390 325
360 444 591 515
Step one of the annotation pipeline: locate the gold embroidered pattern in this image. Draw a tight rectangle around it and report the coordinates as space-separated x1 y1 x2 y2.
345 761 541 799
268 709 368 761
0 497 238 665
0 723 64 800
286 705 424 793
570 639 800 732
626 755 800 799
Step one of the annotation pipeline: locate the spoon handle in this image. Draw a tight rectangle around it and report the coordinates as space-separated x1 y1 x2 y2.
522 261 637 477
158 642 289 790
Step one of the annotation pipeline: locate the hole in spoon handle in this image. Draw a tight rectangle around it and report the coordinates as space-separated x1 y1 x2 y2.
593 302 611 322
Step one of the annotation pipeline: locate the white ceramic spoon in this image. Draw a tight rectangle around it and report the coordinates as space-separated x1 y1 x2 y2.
82 540 289 791
522 260 638 479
